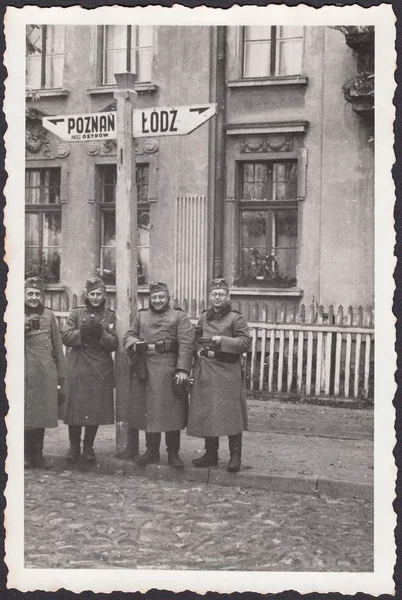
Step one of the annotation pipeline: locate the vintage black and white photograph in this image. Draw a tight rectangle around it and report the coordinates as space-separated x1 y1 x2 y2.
4 4 396 595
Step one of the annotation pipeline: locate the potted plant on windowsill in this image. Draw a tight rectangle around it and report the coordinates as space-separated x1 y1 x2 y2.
250 248 279 280
234 248 296 289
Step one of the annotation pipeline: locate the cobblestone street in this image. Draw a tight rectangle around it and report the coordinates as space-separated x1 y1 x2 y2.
25 470 373 571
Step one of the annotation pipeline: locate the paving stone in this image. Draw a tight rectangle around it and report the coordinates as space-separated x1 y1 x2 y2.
25 470 373 572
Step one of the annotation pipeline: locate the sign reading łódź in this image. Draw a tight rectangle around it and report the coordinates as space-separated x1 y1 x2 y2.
42 104 217 141
133 104 217 137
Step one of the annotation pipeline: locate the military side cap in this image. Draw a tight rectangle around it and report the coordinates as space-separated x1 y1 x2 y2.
149 281 169 294
25 277 45 292
209 278 229 292
86 276 106 292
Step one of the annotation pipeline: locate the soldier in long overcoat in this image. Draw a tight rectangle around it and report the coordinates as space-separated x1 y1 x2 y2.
188 278 251 472
61 276 118 462
123 282 194 469
24 277 66 469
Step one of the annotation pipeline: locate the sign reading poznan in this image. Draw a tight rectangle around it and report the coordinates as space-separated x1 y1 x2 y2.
133 104 217 137
43 112 116 142
42 104 217 141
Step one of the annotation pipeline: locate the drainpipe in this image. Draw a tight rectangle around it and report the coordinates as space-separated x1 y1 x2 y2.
213 26 226 278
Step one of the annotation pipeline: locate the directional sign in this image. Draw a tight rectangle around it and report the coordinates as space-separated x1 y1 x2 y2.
133 104 217 138
42 112 116 142
42 104 217 141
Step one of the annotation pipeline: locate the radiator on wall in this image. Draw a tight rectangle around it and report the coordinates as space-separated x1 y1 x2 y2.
174 196 208 305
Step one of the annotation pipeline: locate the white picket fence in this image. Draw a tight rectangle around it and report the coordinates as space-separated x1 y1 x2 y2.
52 294 374 401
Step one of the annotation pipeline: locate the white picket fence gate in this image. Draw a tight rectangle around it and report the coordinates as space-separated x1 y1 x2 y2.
52 295 374 401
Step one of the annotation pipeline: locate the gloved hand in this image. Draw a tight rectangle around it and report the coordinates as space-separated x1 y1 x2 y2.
80 323 92 344
88 321 103 341
24 316 33 334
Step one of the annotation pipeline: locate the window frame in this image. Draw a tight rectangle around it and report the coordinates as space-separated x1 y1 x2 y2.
25 167 63 284
235 158 299 288
100 25 153 86
96 162 151 285
241 25 304 80
26 25 65 90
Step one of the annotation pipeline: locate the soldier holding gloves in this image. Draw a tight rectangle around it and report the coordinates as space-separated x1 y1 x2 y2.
61 276 118 462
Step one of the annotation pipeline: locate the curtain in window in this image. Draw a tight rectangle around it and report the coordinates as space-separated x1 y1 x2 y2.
243 26 271 78
130 26 153 83
103 25 128 85
276 26 303 76
103 26 153 85
43 213 62 279
243 26 303 78
26 25 64 89
26 25 42 88
45 25 65 88
25 214 40 268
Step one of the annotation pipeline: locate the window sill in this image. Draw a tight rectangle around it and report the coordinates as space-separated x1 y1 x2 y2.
227 76 308 89
86 84 158 96
44 283 65 291
230 287 303 297
105 285 149 294
26 88 70 98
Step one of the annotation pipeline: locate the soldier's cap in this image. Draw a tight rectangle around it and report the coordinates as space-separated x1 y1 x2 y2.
209 278 229 292
25 277 45 292
149 281 169 295
86 276 106 292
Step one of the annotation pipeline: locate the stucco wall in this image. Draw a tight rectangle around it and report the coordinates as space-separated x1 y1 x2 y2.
223 26 374 310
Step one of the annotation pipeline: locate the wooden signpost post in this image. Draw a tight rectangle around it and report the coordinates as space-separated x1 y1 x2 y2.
113 72 139 457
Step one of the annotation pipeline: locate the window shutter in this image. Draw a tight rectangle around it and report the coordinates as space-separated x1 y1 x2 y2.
297 148 308 200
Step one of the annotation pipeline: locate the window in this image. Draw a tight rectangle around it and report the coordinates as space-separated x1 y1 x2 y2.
102 26 153 85
26 25 65 89
237 161 298 287
25 169 62 283
99 164 150 285
243 26 303 78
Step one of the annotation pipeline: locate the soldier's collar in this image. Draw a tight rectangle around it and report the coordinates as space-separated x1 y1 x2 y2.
205 303 232 321
25 303 45 316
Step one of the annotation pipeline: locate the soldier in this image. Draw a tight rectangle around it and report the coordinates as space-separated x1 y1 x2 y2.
61 276 118 462
24 277 66 469
188 278 251 472
123 282 194 469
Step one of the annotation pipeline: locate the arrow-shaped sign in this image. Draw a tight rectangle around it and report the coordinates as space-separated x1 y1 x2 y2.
42 104 217 141
133 103 217 138
43 112 117 142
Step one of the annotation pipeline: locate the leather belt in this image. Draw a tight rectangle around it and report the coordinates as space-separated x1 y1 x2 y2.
146 340 178 354
199 349 240 364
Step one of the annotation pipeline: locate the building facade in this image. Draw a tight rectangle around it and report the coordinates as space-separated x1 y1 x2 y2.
25 25 374 314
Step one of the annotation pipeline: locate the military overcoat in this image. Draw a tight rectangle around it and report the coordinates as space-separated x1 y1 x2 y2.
61 302 118 426
25 306 66 429
187 306 251 437
123 305 194 433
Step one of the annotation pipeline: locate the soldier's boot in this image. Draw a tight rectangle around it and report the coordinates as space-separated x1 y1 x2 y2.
135 432 161 466
66 426 81 463
115 429 140 460
192 437 219 467
24 430 36 469
166 430 184 469
31 428 50 470
82 426 98 462
227 433 242 473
